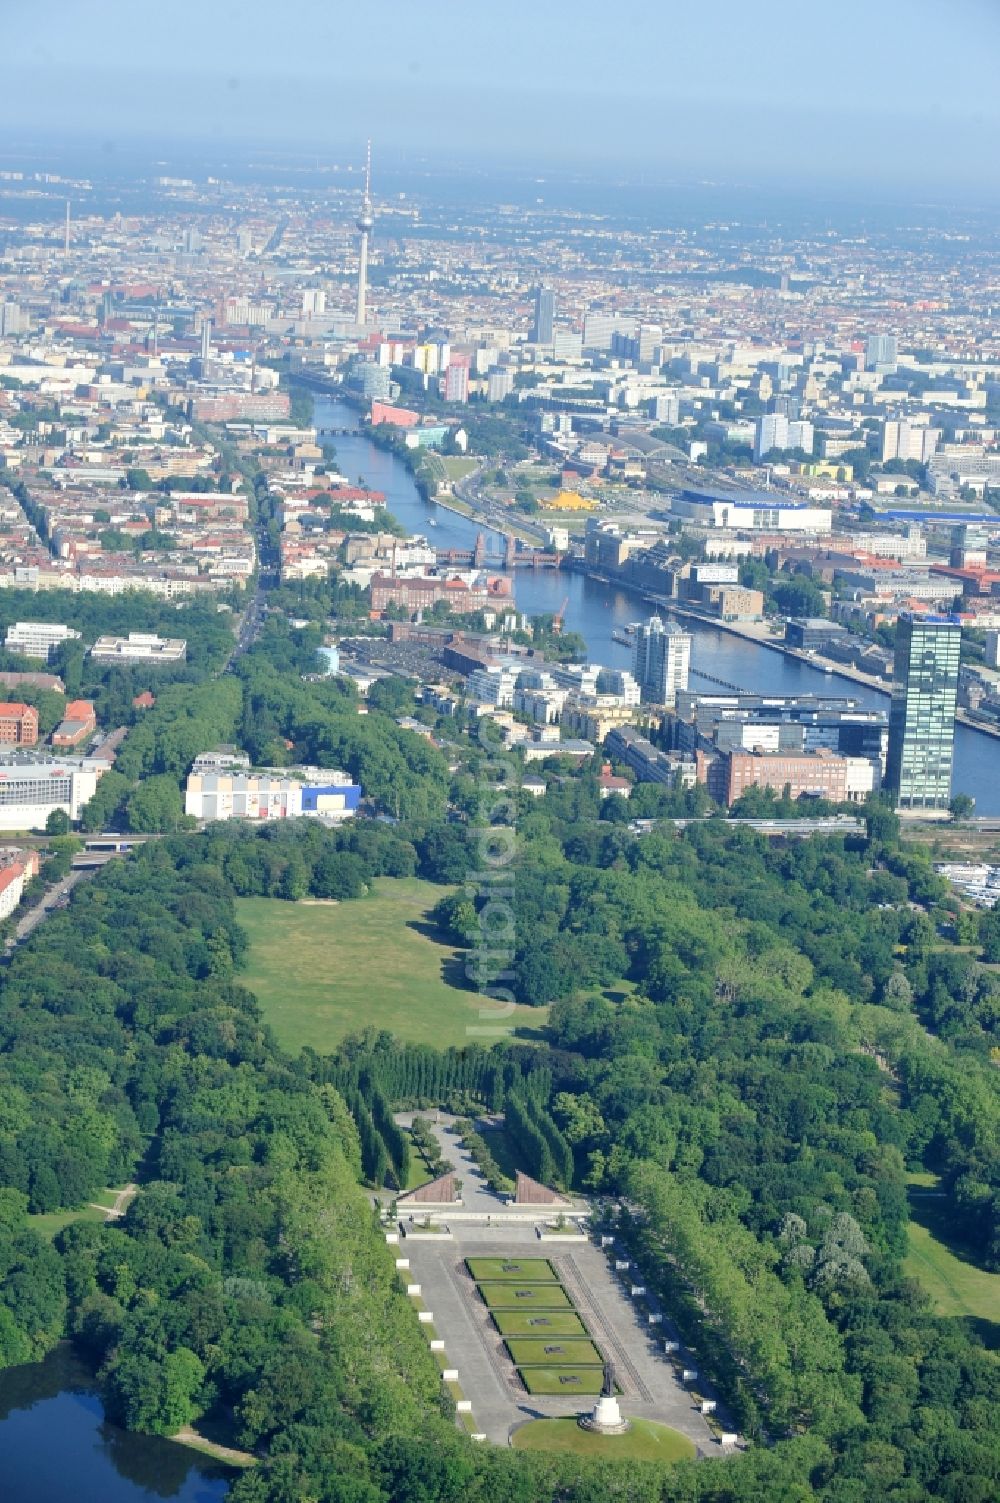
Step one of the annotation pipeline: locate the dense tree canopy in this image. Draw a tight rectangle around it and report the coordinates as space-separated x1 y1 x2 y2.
0 631 997 1502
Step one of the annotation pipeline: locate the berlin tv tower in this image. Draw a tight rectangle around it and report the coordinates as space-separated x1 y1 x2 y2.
355 140 374 326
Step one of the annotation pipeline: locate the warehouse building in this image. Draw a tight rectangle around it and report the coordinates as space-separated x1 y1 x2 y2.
184 752 361 824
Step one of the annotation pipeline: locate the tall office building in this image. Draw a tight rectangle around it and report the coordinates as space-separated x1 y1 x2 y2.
755 413 812 460
653 392 680 425
866 333 898 372
357 360 391 401
443 363 469 403
355 141 374 326
886 613 961 811
949 523 989 570
0 302 24 337
772 393 802 419
636 323 663 363
301 287 327 317
487 366 514 403
583 311 636 351
532 285 555 344
882 419 939 465
631 616 691 707
755 412 787 460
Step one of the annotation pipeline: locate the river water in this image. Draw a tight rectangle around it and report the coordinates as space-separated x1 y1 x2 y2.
316 397 998 813
0 1346 230 1502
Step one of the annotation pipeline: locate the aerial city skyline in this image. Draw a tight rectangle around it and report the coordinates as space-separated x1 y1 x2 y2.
0 8 999 1503
0 127 998 817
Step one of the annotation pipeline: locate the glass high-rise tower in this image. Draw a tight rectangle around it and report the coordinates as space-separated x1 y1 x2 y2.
532 285 555 344
886 613 961 810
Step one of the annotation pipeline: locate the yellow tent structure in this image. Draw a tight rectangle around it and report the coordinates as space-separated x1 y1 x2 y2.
549 490 597 511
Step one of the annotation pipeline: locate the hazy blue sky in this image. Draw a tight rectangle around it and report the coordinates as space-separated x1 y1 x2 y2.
5 0 1000 190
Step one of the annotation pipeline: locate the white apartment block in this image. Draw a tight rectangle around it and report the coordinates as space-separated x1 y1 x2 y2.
881 420 940 465
465 665 518 707
90 633 187 664
755 413 814 461
512 687 567 724
5 621 81 660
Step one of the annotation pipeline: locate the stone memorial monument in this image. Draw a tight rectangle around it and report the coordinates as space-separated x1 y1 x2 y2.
580 1359 630 1435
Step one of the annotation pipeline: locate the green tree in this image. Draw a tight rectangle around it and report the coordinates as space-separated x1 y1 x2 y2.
126 775 185 832
110 1346 206 1434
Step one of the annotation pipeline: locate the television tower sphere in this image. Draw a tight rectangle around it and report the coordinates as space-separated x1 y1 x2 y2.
357 200 374 234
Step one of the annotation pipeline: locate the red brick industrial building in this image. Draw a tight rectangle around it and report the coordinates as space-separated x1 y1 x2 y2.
0 702 38 746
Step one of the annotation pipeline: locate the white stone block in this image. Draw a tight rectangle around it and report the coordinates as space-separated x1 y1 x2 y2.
701 1400 717 1414
601 1235 614 1247
631 1284 646 1297
664 1339 679 1353
430 1339 445 1351
471 1433 487 1442
456 1399 472 1413
418 1311 433 1324
720 1433 738 1447
406 1283 421 1295
442 1368 458 1382
682 1368 699 1383
395 1257 410 1269
615 1259 630 1271
385 1232 399 1244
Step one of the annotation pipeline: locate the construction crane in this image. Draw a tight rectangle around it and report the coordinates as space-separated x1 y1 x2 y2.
552 595 570 634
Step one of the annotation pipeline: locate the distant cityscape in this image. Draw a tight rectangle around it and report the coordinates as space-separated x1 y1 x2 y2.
0 144 999 823
3 4 1000 1496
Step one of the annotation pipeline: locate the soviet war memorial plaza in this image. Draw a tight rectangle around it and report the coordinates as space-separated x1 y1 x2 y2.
382 1115 735 1455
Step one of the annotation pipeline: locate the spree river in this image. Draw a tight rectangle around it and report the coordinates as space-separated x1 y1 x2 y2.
316 397 998 813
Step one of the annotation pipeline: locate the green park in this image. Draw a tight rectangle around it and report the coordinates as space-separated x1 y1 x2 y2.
904 1173 1000 1332
236 878 542 1050
512 1418 697 1462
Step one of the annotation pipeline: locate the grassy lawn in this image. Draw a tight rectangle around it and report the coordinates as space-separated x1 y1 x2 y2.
506 1338 604 1367
904 1174 1000 1331
477 1282 571 1311
513 1417 696 1462
28 1203 109 1241
236 880 544 1052
466 1256 557 1283
518 1367 605 1396
492 1310 590 1338
440 457 478 481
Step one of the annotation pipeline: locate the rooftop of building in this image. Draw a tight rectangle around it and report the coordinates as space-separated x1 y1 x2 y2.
678 486 826 510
